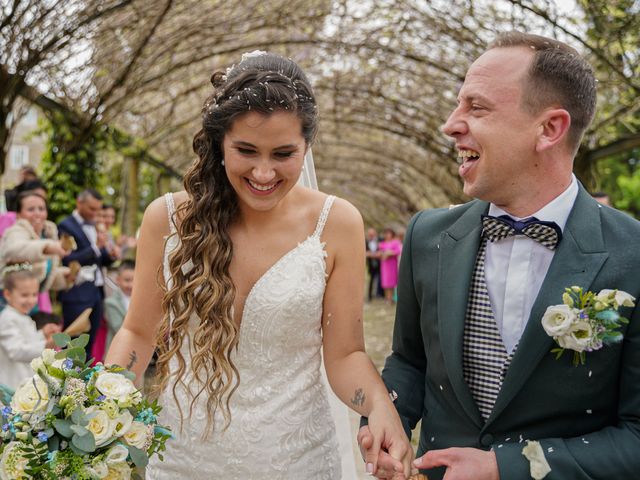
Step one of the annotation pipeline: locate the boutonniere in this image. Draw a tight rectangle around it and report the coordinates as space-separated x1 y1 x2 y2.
541 287 635 366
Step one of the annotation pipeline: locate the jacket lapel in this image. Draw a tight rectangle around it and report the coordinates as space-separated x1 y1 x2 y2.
438 200 489 428
69 215 91 247
487 187 608 424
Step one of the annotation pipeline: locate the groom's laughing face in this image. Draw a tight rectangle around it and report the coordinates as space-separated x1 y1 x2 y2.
441 47 542 208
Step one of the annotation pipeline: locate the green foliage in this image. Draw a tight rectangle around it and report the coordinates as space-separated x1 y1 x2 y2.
593 150 640 218
37 113 110 222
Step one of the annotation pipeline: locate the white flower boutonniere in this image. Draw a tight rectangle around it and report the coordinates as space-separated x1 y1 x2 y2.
542 286 635 366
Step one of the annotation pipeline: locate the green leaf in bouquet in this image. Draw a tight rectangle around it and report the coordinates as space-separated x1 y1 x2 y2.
48 434 60 452
71 407 89 426
53 418 74 438
47 365 66 380
69 440 84 456
65 347 87 364
54 350 68 360
53 333 71 347
71 430 96 453
133 473 144 480
0 383 15 405
70 424 89 436
70 334 90 349
127 445 149 468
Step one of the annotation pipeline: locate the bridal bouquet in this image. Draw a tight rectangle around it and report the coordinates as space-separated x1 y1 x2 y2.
0 334 171 479
542 287 635 366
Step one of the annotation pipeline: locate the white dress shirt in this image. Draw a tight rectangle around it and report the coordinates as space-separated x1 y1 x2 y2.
485 175 579 352
72 210 104 287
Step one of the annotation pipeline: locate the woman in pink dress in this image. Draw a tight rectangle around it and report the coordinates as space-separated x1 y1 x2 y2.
378 227 402 304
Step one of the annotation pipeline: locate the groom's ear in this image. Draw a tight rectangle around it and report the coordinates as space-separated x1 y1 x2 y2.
535 108 571 153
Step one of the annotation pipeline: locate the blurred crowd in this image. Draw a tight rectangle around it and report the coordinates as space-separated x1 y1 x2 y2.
0 165 136 388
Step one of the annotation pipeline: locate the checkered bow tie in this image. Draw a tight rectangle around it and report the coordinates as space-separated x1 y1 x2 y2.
481 214 562 250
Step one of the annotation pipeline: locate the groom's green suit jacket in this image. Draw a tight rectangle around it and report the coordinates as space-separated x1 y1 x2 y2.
382 186 640 479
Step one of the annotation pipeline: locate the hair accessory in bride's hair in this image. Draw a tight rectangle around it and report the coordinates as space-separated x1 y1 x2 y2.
241 50 268 62
2 262 33 277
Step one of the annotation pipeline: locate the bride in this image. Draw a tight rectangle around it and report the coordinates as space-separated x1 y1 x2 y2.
106 51 411 478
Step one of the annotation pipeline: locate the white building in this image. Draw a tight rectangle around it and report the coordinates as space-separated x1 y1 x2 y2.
3 104 46 189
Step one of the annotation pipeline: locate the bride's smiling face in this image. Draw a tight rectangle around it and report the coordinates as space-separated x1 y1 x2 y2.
222 110 306 213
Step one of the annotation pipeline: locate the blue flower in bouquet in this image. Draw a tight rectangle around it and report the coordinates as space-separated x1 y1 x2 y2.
0 333 172 479
136 407 157 425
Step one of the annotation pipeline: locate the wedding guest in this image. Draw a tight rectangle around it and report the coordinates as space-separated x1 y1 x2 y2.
3 165 38 213
0 191 70 312
104 260 134 353
0 179 48 238
378 227 402 304
360 31 640 479
0 267 60 388
98 204 123 261
58 189 115 357
365 227 382 301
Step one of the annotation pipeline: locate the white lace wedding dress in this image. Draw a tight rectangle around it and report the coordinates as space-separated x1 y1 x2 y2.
146 194 347 479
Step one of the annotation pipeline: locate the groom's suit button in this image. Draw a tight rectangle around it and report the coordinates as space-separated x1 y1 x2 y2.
480 434 494 446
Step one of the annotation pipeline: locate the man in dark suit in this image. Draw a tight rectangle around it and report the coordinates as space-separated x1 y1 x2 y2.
58 189 115 357
366 227 382 301
359 31 640 479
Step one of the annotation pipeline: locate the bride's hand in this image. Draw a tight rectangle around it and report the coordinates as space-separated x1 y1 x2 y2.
361 404 415 477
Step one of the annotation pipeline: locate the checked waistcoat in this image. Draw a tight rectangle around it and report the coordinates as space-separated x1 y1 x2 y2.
462 237 516 420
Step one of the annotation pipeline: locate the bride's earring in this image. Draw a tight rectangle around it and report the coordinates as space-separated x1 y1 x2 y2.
221 159 225 166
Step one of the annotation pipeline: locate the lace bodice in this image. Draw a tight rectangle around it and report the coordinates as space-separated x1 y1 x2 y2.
146 194 341 479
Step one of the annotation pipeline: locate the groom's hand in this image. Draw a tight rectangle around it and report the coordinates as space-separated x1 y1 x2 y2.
358 425 412 479
413 447 499 480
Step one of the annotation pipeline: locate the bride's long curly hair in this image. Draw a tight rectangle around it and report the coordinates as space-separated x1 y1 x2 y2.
153 53 319 434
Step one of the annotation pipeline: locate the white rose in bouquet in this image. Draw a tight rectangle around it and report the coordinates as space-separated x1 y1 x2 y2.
104 461 132 480
0 441 29 480
105 444 129 465
95 372 140 405
596 289 635 308
30 357 45 373
541 304 577 338
557 321 593 353
123 421 152 449
11 376 50 415
113 410 133 437
86 406 117 447
41 348 56 365
86 459 109 479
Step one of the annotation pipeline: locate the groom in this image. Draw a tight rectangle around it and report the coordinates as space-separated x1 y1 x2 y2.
359 31 640 479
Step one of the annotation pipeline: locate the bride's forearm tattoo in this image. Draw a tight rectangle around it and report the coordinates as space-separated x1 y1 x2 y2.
351 388 366 407
126 351 137 370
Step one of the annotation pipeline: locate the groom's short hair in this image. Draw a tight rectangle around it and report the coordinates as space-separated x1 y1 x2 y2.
489 31 596 154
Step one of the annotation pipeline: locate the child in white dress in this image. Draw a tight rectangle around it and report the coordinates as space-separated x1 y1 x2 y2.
0 266 60 389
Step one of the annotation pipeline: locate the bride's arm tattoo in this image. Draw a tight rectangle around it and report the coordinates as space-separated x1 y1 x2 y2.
351 388 366 407
126 351 137 370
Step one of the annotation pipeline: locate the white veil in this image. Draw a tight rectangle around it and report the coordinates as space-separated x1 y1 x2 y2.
297 148 319 189
300 147 359 478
